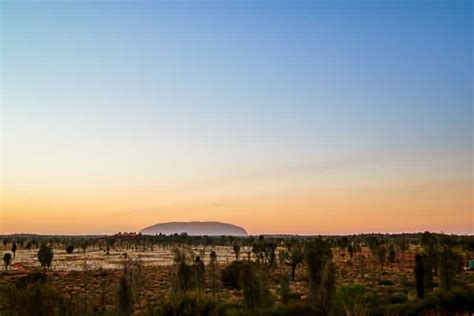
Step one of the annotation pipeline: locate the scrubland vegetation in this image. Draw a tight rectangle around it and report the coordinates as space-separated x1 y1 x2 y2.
1 232 473 315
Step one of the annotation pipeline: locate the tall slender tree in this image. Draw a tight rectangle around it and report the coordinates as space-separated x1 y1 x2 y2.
414 254 425 299
305 238 335 313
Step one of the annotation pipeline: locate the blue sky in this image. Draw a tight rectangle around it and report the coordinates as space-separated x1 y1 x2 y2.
1 1 472 234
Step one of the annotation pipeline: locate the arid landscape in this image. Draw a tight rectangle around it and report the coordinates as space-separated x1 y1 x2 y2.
1 0 472 315
1 232 473 315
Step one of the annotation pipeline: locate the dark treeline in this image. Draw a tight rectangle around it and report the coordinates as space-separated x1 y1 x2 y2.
2 231 473 252
1 232 473 316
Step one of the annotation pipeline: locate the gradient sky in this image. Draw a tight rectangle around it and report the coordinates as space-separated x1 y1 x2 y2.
1 1 472 235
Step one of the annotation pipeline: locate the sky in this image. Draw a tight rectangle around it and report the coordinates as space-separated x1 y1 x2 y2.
0 1 472 235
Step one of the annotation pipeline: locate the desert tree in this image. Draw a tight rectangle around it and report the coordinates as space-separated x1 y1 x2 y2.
81 241 88 255
240 262 270 315
233 244 241 260
11 241 17 259
396 238 409 264
377 246 386 271
420 231 437 291
388 245 396 270
287 241 304 281
347 243 354 260
337 236 349 258
116 275 133 315
193 255 205 290
305 237 336 313
38 243 54 274
3 252 12 271
266 241 277 269
209 250 218 295
438 237 462 291
66 245 74 254
414 254 425 299
278 249 291 303
172 247 193 292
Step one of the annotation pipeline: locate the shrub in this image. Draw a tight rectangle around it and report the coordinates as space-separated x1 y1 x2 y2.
4 274 79 316
388 292 408 304
221 261 245 289
240 262 272 314
378 279 395 286
3 252 12 270
153 291 220 316
66 245 74 254
37 243 54 273
269 301 315 316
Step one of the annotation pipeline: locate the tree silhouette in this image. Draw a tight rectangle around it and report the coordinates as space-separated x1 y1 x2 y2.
396 238 409 264
438 237 462 291
388 245 396 269
3 252 12 271
305 238 335 313
193 255 205 290
420 231 437 292
209 250 217 296
11 241 17 260
288 242 304 281
37 243 54 274
414 254 425 299
377 246 386 271
66 245 74 254
116 275 133 315
233 244 241 260
240 262 269 315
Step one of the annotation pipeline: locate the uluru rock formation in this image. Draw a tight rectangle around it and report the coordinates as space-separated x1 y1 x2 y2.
140 221 248 236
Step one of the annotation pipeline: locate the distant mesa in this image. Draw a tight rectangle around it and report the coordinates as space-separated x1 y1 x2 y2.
140 221 248 236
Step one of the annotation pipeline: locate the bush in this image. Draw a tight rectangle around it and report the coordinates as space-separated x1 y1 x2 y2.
240 262 272 314
387 292 408 304
269 301 315 316
4 274 80 316
15 272 47 289
221 261 245 289
381 287 474 315
378 279 394 286
151 291 221 316
66 245 74 254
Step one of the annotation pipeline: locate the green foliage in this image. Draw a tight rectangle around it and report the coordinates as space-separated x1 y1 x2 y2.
221 261 245 290
3 274 79 316
287 242 304 281
304 238 335 313
438 242 463 291
278 273 291 304
172 248 206 293
240 261 272 315
335 284 373 316
383 287 474 315
269 301 315 316
147 291 220 316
